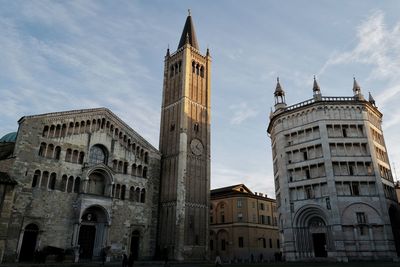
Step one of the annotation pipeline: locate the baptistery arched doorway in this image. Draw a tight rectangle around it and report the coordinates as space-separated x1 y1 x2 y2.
78 206 109 260
293 205 331 259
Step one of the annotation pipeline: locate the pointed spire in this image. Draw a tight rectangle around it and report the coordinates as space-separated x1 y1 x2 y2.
368 92 376 106
313 76 320 93
353 77 361 95
178 10 199 50
166 45 170 57
274 77 285 96
206 47 210 57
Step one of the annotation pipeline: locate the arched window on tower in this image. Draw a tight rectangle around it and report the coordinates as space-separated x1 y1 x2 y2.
78 152 85 164
140 188 146 203
192 61 196 73
74 177 81 193
121 185 126 200
38 142 46 157
115 184 121 199
41 171 49 188
61 124 67 137
143 167 148 178
131 164 137 176
129 186 135 201
42 126 49 137
72 150 79 163
46 144 54 158
68 122 74 135
200 66 204 78
49 125 55 137
54 146 61 160
49 173 56 190
65 149 72 162
135 188 140 202
32 170 40 188
55 124 61 137
61 175 68 191
67 176 74 193
89 145 108 165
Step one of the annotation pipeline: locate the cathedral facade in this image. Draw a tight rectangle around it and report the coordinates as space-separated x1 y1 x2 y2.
267 78 400 261
0 13 210 263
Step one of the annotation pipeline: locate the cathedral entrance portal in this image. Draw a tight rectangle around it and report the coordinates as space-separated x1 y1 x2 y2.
78 225 96 259
130 230 140 260
77 206 109 260
19 224 39 262
312 233 327 257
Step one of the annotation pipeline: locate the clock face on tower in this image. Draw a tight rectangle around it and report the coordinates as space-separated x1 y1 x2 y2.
190 138 204 156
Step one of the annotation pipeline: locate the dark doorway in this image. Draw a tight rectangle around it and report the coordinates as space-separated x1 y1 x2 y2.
130 231 140 260
389 205 400 256
19 224 39 262
312 233 327 257
78 225 96 259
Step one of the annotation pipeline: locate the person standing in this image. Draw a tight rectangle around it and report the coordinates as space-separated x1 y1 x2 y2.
215 254 222 267
128 253 134 267
122 254 128 267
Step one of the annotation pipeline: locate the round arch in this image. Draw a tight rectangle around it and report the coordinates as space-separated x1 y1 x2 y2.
293 204 329 227
86 167 114 196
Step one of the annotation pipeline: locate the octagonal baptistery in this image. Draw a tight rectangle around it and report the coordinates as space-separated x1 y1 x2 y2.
267 78 400 261
1 108 160 262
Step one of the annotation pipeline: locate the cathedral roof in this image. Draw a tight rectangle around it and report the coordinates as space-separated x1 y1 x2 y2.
177 11 199 50
0 132 17 143
18 108 160 154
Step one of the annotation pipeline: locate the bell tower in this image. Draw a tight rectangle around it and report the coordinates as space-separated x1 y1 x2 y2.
158 11 211 260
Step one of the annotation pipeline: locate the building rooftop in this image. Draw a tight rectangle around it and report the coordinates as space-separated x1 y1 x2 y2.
0 132 17 143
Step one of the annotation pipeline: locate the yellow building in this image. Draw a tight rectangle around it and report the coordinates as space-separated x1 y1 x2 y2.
209 184 279 263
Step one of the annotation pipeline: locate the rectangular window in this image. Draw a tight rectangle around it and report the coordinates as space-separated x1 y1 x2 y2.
269 238 273 248
237 212 243 222
352 183 360 196
237 198 243 208
260 215 265 224
356 212 366 224
238 237 244 248
260 203 265 210
305 186 314 199
210 240 214 251
263 238 266 248
277 239 280 248
221 239 226 251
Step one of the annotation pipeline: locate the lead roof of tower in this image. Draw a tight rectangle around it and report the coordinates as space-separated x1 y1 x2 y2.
274 77 285 96
313 76 320 92
177 11 199 50
353 77 361 92
368 91 376 104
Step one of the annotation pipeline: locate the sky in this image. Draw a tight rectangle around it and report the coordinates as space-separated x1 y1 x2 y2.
1 0 400 197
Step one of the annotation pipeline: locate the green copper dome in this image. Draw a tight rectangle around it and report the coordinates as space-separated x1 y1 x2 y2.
0 132 17 143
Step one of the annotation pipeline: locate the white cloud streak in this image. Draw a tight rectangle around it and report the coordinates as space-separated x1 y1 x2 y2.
229 102 258 125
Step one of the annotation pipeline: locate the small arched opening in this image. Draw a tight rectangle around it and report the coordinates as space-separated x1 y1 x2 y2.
130 230 141 260
19 223 39 262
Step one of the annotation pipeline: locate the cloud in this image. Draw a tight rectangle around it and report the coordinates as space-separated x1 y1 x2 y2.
229 102 258 125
